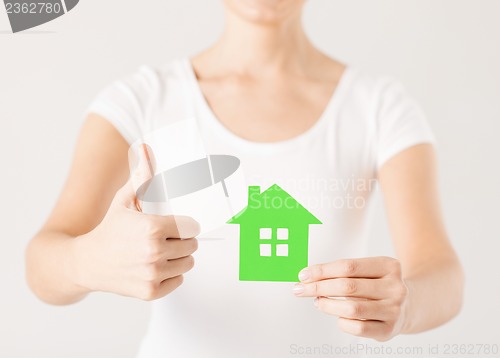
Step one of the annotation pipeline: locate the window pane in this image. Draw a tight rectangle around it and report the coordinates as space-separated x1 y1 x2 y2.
276 244 288 257
260 244 272 256
277 228 288 240
259 228 272 240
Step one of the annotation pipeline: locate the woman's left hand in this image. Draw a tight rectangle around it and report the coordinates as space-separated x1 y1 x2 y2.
293 256 410 341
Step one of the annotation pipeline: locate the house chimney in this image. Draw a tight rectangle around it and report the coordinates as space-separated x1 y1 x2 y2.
248 186 260 207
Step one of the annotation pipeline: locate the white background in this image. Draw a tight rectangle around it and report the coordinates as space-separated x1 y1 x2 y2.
1 0 499 357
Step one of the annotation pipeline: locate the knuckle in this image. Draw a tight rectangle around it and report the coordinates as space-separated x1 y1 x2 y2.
341 278 358 295
347 302 363 317
143 262 161 281
312 281 320 295
351 321 366 336
144 241 162 263
388 259 402 275
140 282 159 301
310 264 323 281
163 239 177 258
342 260 357 276
376 324 393 342
394 283 409 302
390 304 402 319
143 218 162 239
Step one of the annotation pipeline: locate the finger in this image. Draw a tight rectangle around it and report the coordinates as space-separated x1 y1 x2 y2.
337 317 392 341
130 143 156 210
144 275 184 301
315 297 391 321
299 257 400 283
128 143 156 188
148 215 201 239
160 255 195 281
162 238 198 260
114 143 155 210
294 278 392 299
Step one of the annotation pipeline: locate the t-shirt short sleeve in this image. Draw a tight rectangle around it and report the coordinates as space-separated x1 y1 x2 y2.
375 78 436 169
84 66 157 145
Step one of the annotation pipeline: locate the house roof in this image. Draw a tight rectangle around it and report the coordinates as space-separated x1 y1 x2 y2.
227 184 322 225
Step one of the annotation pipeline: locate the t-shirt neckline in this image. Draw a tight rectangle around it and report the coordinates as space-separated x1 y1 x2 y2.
181 57 354 153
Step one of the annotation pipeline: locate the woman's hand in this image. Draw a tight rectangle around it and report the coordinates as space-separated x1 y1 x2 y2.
293 256 409 341
71 144 200 301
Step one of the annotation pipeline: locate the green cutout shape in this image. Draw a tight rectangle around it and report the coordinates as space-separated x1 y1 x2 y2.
227 184 322 282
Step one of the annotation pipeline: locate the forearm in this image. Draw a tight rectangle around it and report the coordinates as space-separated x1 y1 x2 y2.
402 253 464 334
25 231 90 305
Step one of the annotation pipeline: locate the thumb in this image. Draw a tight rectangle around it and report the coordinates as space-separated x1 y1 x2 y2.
113 143 156 211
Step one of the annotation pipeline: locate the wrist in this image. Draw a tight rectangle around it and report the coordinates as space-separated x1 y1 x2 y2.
69 233 94 297
400 278 415 334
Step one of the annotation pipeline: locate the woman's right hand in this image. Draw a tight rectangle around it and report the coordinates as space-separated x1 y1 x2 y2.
72 144 200 301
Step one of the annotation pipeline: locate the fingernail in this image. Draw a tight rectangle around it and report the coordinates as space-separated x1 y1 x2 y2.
292 283 305 295
298 269 310 282
313 297 319 307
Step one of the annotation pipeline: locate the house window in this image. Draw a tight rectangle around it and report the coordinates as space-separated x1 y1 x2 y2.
259 228 272 240
260 244 272 256
276 244 288 257
277 228 288 240
259 228 289 257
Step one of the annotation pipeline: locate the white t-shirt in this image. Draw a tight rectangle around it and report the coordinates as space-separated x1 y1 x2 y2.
85 58 435 358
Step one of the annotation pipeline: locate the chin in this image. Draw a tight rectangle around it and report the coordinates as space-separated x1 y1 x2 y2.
224 0 305 25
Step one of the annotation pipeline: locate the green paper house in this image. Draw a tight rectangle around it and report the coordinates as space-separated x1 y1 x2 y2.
227 184 322 282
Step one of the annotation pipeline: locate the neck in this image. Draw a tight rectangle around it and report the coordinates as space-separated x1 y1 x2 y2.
204 9 318 76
